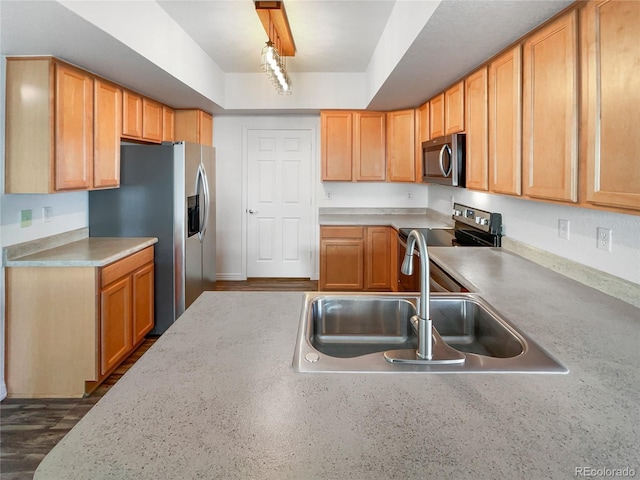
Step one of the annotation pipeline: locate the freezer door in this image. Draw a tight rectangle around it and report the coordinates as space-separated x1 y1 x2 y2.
183 142 203 309
201 145 216 286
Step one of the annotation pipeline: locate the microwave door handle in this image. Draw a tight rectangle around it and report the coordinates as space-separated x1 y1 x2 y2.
439 144 452 177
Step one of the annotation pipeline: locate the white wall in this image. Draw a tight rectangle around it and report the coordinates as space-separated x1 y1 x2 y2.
213 115 434 280
428 184 640 285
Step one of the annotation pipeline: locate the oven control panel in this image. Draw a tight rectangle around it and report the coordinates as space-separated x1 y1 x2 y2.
452 203 502 235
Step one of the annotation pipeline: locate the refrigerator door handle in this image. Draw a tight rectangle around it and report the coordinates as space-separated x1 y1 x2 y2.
197 163 211 242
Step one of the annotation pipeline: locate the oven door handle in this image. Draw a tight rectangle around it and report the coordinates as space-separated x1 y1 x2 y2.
439 144 452 177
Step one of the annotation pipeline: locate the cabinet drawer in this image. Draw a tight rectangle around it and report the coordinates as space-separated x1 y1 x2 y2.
321 226 364 239
101 246 154 286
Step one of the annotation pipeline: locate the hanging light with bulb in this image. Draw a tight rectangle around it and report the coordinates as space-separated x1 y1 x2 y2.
255 1 295 95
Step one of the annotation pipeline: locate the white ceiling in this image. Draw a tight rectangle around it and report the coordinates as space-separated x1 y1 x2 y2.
1 0 575 114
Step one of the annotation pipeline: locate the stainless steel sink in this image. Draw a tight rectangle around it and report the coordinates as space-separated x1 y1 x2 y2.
293 292 568 374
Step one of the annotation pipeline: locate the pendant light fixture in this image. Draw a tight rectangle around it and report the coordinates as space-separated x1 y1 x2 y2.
255 1 295 95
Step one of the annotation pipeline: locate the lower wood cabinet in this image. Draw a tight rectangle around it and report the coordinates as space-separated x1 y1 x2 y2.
5 246 154 398
319 226 393 291
100 247 154 376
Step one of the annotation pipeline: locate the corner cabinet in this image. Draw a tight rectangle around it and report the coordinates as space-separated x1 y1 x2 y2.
522 10 579 203
319 226 393 291
582 0 640 212
5 246 155 398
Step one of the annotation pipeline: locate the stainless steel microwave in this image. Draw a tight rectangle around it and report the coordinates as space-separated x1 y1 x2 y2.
421 133 466 187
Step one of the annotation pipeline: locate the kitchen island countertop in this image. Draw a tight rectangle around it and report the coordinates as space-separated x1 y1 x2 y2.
34 248 640 479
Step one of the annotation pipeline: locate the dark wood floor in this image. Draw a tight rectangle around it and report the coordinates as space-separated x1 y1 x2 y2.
0 278 316 479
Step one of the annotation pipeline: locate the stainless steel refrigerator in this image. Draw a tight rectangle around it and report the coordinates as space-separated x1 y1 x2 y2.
89 142 215 335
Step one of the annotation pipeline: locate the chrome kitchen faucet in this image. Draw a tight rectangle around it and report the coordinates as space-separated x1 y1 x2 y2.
384 230 465 365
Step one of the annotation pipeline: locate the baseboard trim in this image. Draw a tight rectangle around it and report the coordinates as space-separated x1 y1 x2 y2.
216 274 246 281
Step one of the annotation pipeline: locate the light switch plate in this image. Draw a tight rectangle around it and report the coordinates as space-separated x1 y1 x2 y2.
43 206 53 223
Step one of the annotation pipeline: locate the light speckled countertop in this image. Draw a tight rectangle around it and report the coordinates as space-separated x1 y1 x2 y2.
4 237 158 267
34 248 640 479
318 207 454 230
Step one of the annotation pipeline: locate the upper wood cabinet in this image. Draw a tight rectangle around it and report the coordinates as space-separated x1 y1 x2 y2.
5 56 175 193
429 81 465 139
489 45 522 196
414 102 429 182
582 0 640 211
162 106 175 142
429 93 445 138
353 112 386 181
465 67 489 191
386 109 416 182
321 110 385 182
4 57 120 193
122 90 143 139
122 90 163 144
175 109 214 146
523 10 579 203
142 98 163 143
93 78 122 189
444 81 465 135
55 62 94 191
321 111 353 181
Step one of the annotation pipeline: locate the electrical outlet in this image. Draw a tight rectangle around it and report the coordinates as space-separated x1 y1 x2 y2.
325 191 332 200
20 209 32 228
558 219 570 240
43 206 53 223
407 191 412 200
597 227 612 252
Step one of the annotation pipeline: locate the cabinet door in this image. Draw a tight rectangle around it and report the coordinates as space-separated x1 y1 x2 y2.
365 227 392 291
142 98 163 143
199 111 214 146
583 0 640 211
162 106 175 142
415 102 429 182
386 109 415 182
319 226 364 290
320 240 364 290
122 90 143 138
100 276 132 376
429 93 445 138
489 45 522 196
465 67 489 191
445 81 465 134
132 263 154 345
55 62 93 191
93 79 121 189
353 111 386 181
523 10 578 202
321 111 353 181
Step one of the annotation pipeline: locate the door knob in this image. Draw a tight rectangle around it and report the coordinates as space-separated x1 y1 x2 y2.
247 209 259 214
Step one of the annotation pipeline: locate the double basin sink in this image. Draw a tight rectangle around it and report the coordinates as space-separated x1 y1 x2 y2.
293 292 568 374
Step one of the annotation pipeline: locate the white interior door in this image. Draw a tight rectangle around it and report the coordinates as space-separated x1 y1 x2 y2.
247 129 312 278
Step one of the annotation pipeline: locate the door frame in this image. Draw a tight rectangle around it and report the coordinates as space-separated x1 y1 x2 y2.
241 125 319 280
